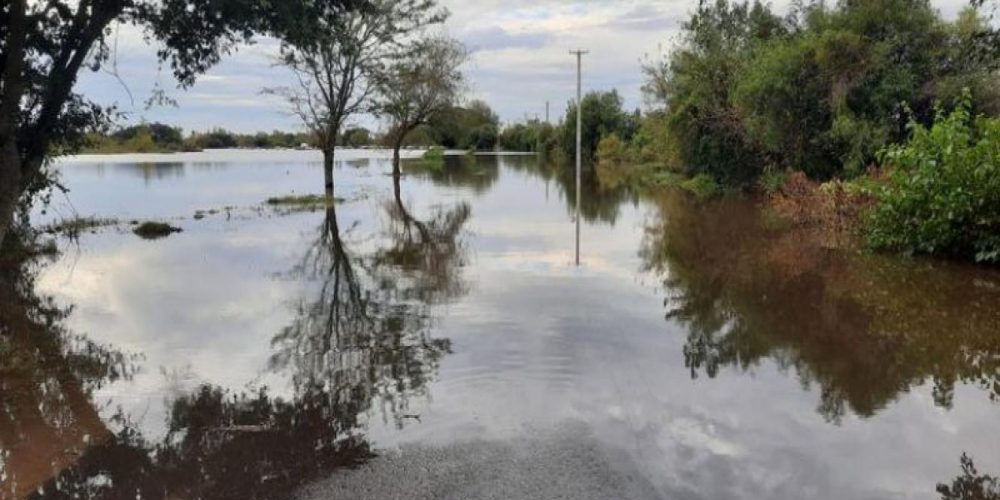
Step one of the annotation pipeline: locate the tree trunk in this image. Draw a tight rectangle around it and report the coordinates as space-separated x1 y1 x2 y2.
0 140 24 250
323 147 335 196
392 141 403 180
0 0 29 251
393 169 403 207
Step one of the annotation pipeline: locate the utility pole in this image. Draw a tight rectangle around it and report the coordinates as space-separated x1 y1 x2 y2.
545 101 550 124
570 49 588 266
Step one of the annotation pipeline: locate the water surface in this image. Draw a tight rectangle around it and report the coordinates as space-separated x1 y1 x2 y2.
2 149 999 499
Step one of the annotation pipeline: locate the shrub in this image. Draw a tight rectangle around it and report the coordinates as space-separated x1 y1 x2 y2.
596 134 627 167
679 174 719 200
758 166 789 195
867 97 1000 263
133 221 183 240
422 146 446 171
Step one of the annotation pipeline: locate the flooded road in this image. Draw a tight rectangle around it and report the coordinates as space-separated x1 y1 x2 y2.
2 150 999 499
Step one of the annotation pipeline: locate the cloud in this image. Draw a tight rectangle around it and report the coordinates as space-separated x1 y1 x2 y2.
603 4 685 31
461 26 552 52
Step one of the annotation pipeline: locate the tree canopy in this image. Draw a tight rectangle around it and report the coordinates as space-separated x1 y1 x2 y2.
641 0 1000 187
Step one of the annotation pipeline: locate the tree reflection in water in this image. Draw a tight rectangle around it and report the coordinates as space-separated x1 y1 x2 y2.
937 454 1000 500
269 184 469 430
642 192 1000 423
0 232 139 498
0 185 471 499
401 154 500 195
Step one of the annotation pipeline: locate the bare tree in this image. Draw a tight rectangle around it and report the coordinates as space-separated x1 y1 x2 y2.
267 0 445 196
375 35 467 178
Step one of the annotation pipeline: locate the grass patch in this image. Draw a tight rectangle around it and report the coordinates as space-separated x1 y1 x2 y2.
596 160 721 200
265 194 342 207
133 221 182 239
422 146 446 172
44 216 118 237
678 174 719 200
193 208 222 220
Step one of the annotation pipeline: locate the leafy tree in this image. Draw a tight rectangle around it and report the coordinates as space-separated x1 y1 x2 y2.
266 0 445 195
498 119 559 154
427 100 499 150
642 0 784 187
375 35 466 177
643 0 1000 188
113 122 184 149
339 126 373 147
558 90 635 167
189 128 239 149
0 0 360 248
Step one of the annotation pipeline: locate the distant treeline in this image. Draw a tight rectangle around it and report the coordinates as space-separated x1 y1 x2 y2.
84 123 366 154
84 99 510 154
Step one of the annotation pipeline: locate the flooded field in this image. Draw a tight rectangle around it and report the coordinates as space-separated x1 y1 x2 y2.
2 150 999 499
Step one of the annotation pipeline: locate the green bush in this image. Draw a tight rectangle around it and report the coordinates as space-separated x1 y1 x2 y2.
643 0 1000 188
596 134 627 167
422 146 446 171
679 174 720 200
758 166 789 195
867 97 1000 263
133 221 183 240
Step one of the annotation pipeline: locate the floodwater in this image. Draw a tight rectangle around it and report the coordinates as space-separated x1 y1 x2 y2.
2 149 999 499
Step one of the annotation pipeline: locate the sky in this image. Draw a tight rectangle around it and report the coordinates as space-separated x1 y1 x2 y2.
75 0 973 134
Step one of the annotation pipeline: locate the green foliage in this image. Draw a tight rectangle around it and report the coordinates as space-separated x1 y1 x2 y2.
643 0 783 187
679 174 720 200
867 97 1000 262
422 146 446 171
189 128 239 149
339 127 373 147
498 120 558 154
643 0 1000 188
265 194 341 207
467 123 498 151
425 101 499 150
376 35 467 155
237 130 311 149
114 123 185 149
85 126 313 154
758 166 790 195
627 111 678 168
43 216 119 238
596 134 628 167
558 90 637 165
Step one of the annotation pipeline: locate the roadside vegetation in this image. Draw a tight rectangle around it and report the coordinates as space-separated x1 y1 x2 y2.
557 0 1000 264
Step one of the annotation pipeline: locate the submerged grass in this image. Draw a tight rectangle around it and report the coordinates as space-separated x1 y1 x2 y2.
422 146 446 172
265 194 343 207
596 160 720 200
133 221 182 239
44 216 119 237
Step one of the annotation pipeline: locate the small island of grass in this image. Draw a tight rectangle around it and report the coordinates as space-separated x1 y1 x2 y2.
133 221 183 240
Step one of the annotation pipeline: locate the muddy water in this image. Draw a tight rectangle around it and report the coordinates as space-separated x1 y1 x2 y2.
1 150 998 499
